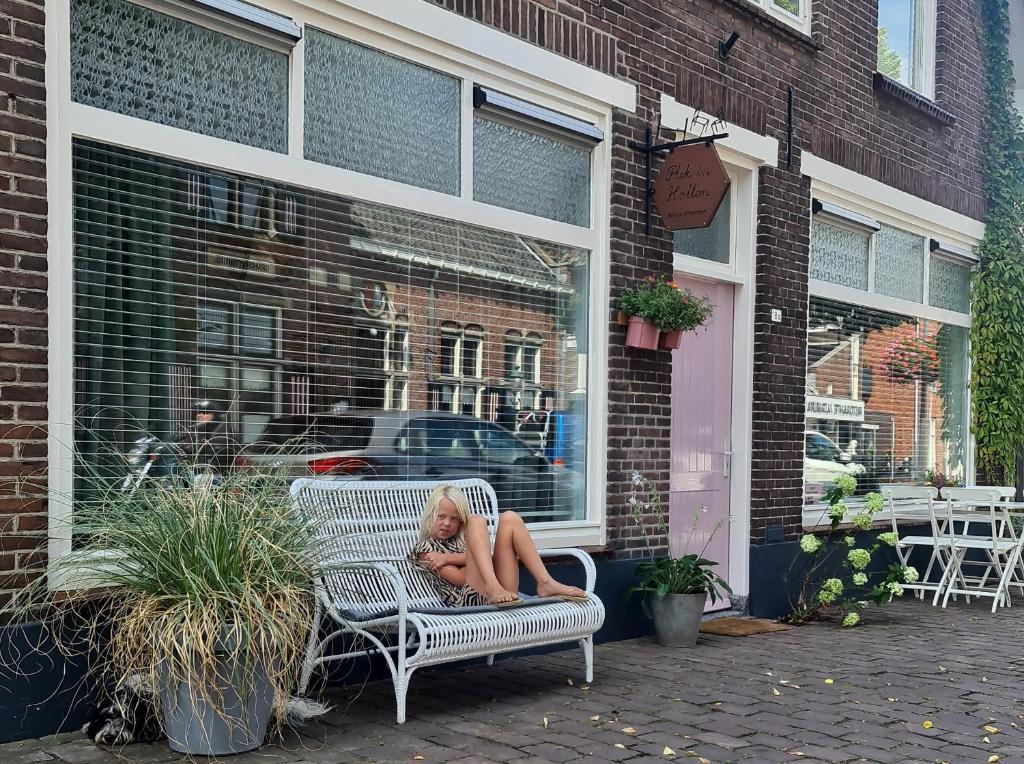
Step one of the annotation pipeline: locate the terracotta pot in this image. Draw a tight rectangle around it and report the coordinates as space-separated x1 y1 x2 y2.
625 315 660 349
659 329 684 350
616 310 629 326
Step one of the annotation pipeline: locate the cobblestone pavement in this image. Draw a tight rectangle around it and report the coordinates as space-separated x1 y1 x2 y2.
3 599 1024 764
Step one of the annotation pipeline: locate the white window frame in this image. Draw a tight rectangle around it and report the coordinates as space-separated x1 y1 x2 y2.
48 0 632 578
876 0 937 100
802 155 982 527
747 0 811 35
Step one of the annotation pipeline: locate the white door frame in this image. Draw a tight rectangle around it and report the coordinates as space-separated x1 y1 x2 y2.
662 93 778 599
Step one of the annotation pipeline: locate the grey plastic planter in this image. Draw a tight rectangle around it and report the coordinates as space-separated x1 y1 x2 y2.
160 654 275 756
649 593 705 647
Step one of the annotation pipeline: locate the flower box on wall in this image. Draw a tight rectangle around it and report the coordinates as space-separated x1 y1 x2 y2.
617 275 713 352
626 315 660 349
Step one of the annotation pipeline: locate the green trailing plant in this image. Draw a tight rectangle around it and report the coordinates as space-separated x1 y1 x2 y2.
617 276 713 332
972 0 1024 485
786 475 916 627
624 472 731 612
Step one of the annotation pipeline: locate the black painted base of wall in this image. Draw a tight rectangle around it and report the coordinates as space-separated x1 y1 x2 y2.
0 622 95 744
748 525 933 618
0 558 654 744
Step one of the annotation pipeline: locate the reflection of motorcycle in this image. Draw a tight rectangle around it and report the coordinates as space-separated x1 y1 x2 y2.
120 434 220 496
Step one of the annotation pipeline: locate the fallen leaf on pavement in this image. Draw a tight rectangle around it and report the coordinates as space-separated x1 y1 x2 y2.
923 720 934 729
988 756 1000 763
771 687 782 696
824 678 834 685
614 743 626 749
412 757 424 761
938 665 947 672
985 725 1000 734
663 746 676 756
983 736 991 743
543 716 548 728
622 726 637 734
567 678 574 686
590 715 600 721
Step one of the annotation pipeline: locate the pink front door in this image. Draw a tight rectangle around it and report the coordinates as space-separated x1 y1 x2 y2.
670 275 735 612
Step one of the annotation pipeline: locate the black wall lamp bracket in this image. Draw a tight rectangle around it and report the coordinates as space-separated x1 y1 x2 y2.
628 125 729 236
719 31 741 60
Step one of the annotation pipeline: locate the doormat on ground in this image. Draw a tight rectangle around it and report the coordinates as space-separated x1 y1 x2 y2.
699 617 791 637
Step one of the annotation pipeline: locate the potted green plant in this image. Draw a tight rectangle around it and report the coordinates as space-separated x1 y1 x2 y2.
5 452 338 756
625 472 731 647
617 276 713 350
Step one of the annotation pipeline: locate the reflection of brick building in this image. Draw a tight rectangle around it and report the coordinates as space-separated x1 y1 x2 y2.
808 311 957 479
152 155 582 444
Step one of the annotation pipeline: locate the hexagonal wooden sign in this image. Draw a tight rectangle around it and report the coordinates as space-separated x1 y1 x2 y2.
652 142 731 230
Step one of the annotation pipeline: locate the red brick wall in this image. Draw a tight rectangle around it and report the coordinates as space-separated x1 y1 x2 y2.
429 0 986 550
0 0 47 606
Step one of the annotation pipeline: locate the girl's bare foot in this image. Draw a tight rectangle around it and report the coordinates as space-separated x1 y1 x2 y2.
485 585 520 605
537 579 587 600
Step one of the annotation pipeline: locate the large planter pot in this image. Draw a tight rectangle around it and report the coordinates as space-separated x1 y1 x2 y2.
160 651 275 756
649 593 705 647
659 329 684 350
625 315 660 350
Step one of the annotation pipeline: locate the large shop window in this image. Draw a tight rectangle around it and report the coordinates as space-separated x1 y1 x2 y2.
806 212 971 505
72 140 590 524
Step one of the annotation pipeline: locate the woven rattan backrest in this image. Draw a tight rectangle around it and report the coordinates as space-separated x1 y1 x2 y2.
291 478 500 612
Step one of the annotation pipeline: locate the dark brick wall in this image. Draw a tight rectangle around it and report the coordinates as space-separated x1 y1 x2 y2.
0 0 47 607
430 0 986 552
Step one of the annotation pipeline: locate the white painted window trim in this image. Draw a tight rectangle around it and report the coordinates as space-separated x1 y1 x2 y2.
48 0 631 579
876 0 936 100
751 0 812 35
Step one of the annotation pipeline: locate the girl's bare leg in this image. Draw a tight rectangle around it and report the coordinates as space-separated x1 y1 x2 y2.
463 515 519 604
492 511 587 599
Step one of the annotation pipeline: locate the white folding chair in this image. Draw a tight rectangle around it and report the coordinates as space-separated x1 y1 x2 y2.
940 487 1023 613
880 485 945 603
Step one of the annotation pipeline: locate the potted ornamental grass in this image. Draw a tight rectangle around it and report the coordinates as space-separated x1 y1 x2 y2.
4 449 340 756
625 472 731 647
617 276 713 350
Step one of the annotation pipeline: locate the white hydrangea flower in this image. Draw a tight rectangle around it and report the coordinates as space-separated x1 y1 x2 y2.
851 513 873 531
827 502 847 521
834 475 857 497
800 534 822 554
864 492 884 514
847 548 871 571
842 612 860 627
877 532 899 547
844 535 856 547
852 572 868 586
903 566 919 583
817 577 843 604
886 581 904 597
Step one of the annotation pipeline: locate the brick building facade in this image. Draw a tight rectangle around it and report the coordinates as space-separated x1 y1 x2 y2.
0 0 990 739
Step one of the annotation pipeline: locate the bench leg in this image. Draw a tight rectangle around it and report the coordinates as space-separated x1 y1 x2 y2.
394 673 410 724
298 598 323 696
580 636 593 684
486 654 495 666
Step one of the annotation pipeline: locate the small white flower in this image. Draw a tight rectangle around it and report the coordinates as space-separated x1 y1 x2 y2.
903 566 920 583
852 572 868 586
842 612 861 627
631 471 644 486
800 534 823 554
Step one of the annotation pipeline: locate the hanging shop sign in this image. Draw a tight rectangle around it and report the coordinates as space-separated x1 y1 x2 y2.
652 142 731 230
806 395 865 422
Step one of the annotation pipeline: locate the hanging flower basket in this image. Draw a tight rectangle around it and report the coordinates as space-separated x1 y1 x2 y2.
880 335 939 384
617 276 712 351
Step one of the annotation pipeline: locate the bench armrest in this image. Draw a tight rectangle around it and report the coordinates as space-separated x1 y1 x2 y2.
319 560 410 620
538 547 597 593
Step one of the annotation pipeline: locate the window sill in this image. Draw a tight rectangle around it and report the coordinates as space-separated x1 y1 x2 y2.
872 73 955 128
716 0 821 52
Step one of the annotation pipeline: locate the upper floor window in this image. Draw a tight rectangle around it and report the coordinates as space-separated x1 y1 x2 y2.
745 0 810 33
877 0 936 98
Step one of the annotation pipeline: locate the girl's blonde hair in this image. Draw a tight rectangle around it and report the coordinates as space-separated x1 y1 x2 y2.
419 484 472 542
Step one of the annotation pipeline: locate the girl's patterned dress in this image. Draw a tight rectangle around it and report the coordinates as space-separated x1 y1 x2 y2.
410 535 489 607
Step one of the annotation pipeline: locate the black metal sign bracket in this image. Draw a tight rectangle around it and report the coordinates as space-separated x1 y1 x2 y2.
629 126 729 236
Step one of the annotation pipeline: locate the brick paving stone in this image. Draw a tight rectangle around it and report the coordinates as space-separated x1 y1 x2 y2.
4 600 1024 763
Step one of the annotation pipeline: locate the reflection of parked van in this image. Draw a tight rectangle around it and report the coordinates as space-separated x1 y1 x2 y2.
512 409 584 470
804 430 866 485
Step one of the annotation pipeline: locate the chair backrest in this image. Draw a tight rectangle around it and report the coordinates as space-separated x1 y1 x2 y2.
941 486 1012 548
880 485 937 538
291 478 500 612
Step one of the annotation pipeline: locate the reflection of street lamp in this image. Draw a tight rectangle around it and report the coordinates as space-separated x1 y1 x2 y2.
508 368 524 407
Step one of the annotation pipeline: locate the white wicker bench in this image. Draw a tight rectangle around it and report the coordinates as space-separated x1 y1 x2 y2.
292 477 605 723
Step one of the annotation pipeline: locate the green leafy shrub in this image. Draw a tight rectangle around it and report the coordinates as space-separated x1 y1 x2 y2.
617 276 713 332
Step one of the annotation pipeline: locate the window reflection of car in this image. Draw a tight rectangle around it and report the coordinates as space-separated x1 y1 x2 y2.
238 410 576 522
804 430 866 484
